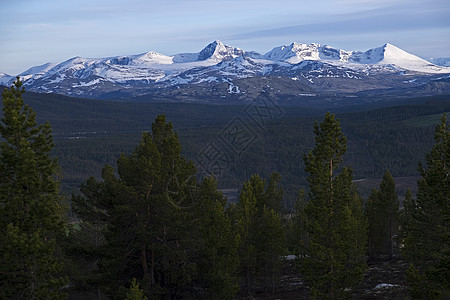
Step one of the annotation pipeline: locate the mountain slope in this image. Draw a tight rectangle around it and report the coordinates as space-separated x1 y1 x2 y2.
2 41 450 100
428 57 450 67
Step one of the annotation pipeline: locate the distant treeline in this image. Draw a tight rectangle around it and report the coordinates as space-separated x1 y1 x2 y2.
16 91 447 205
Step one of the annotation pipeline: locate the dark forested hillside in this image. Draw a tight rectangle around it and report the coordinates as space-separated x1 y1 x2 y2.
2 89 448 203
2 83 449 299
182 98 449 204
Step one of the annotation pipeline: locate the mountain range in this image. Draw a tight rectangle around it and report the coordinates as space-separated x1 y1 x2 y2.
1 41 450 102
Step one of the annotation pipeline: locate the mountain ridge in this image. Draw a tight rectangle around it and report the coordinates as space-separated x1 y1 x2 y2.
2 41 450 101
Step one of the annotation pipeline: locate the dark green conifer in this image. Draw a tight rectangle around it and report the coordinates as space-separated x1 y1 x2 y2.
126 278 148 300
300 112 367 299
366 170 399 259
192 176 239 299
402 114 450 298
73 115 197 298
235 176 259 295
0 79 67 299
235 173 286 294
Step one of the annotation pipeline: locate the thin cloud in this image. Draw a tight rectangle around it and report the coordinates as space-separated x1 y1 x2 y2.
226 6 450 42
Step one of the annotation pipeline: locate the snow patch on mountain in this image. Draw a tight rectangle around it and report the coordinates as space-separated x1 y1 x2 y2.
48 74 66 84
227 82 240 94
0 73 14 85
3 40 449 99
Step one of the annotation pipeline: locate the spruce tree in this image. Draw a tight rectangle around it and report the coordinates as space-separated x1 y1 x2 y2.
402 114 450 298
300 112 367 299
0 79 67 299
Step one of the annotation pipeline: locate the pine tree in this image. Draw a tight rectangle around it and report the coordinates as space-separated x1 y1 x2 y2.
235 177 259 295
286 189 308 258
192 176 239 300
402 114 450 298
365 189 383 258
258 206 285 292
300 112 367 299
0 79 67 299
255 173 285 293
399 189 414 244
366 170 399 259
73 115 197 298
126 278 148 300
234 173 286 294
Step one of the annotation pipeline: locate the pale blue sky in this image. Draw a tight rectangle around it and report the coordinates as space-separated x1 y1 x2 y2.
1 0 449 75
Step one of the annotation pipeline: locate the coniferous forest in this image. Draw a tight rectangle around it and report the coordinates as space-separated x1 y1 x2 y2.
1 79 449 299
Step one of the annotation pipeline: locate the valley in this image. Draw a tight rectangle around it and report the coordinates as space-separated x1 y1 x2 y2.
8 90 448 206
1 74 449 300
2 1 449 298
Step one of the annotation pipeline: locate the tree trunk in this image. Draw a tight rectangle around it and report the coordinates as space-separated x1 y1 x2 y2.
271 260 275 293
141 242 150 278
246 265 251 295
389 218 393 259
150 248 155 285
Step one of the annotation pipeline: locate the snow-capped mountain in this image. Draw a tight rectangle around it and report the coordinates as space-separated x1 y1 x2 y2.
263 42 446 74
353 43 446 73
2 41 450 100
264 42 351 63
0 73 14 85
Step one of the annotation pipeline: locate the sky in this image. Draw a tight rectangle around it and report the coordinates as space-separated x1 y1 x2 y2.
1 0 449 75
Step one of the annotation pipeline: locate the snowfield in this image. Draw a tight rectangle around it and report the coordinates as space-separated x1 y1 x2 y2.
2 40 449 99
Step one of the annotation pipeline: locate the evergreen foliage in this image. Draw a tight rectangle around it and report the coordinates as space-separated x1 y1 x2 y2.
256 173 285 293
3 86 446 298
191 176 239 300
0 79 67 299
402 114 450 298
60 219 105 296
72 115 240 299
300 112 367 299
73 115 198 298
234 173 286 295
235 176 259 295
286 189 308 256
365 170 399 259
126 278 148 300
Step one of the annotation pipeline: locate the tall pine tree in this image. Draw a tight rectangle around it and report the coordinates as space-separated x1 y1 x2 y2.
300 112 367 299
73 115 197 298
402 114 450 298
0 79 67 299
